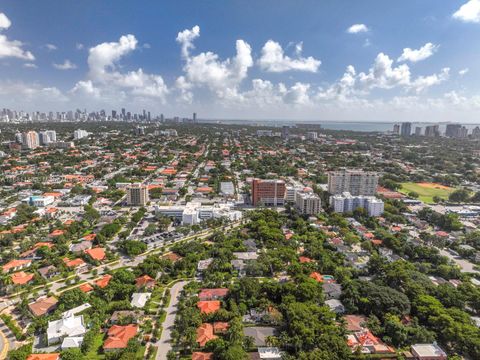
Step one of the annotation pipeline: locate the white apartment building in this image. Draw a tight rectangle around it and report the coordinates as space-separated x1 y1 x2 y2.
306 131 318 140
295 190 322 215
126 183 149 206
21 131 40 149
39 130 57 145
330 192 384 217
73 129 89 140
328 169 378 196
155 202 242 225
155 129 178 137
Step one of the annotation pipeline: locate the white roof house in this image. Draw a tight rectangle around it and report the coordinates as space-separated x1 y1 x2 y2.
131 293 151 308
61 336 84 349
258 347 282 359
47 315 86 345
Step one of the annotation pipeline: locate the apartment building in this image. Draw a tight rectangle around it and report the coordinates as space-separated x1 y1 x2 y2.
295 190 322 215
330 192 384 217
328 169 378 196
126 183 149 206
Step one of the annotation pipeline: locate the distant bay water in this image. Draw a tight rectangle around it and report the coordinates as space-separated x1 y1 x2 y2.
200 119 480 133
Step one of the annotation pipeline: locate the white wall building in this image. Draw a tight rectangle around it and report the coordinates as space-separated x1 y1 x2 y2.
73 129 89 140
328 169 378 196
155 202 242 225
295 190 322 215
330 192 384 217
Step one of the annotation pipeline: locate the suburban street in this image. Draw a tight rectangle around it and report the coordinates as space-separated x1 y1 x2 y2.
155 280 188 360
439 248 480 274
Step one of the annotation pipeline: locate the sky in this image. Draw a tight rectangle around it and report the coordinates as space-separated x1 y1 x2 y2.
0 0 480 122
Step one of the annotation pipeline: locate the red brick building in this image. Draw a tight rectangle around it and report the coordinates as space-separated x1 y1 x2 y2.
251 179 286 206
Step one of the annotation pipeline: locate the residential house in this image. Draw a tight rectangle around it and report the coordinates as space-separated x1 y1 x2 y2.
198 288 229 301
135 275 155 290
197 301 221 314
196 323 217 347
47 314 86 346
130 293 151 308
29 296 58 317
103 324 139 351
38 265 59 280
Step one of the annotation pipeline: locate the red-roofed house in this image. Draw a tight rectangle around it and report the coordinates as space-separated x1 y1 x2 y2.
197 301 221 314
95 274 112 288
103 324 138 350
63 258 88 273
27 354 60 360
196 323 217 347
79 283 94 293
192 352 213 360
309 272 323 283
198 288 229 301
11 271 34 285
299 256 313 263
213 322 229 334
135 275 155 289
85 247 106 261
2 259 31 273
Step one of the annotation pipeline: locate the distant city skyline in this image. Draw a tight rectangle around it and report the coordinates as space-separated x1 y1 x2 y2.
0 1 480 122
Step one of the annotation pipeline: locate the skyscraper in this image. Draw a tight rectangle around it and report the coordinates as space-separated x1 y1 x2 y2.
21 131 40 149
193 112 197 122
400 122 411 137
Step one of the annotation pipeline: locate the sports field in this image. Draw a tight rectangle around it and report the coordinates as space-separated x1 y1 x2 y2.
399 182 455 204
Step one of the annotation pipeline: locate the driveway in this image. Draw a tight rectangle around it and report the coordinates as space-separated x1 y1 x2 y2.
156 280 188 360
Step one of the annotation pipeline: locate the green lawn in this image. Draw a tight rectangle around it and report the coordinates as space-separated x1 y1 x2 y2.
84 333 105 360
399 182 455 204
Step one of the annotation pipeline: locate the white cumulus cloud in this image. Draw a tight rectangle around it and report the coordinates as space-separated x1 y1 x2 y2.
258 40 320 72
0 13 34 61
347 24 369 34
177 25 253 99
53 59 77 70
453 0 480 23
398 42 438 63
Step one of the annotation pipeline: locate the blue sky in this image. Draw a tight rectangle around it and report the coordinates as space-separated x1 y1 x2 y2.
0 0 480 122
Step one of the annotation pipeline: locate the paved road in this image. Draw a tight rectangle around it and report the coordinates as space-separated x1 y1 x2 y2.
440 249 479 273
156 280 188 360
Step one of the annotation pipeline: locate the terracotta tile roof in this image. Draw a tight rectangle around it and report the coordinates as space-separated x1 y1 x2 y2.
213 322 229 333
299 256 313 263
135 275 155 288
95 274 112 288
28 296 58 317
85 247 106 261
104 324 138 349
49 229 65 237
82 233 96 241
197 301 221 314
79 283 94 293
309 272 323 283
27 354 60 360
196 323 217 347
63 258 86 268
11 271 34 284
198 288 229 301
2 259 31 272
192 352 214 360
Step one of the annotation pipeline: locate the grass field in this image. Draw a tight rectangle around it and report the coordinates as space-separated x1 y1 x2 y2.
399 182 455 204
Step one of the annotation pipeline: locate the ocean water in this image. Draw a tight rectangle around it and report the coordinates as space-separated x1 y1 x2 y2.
201 119 480 133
